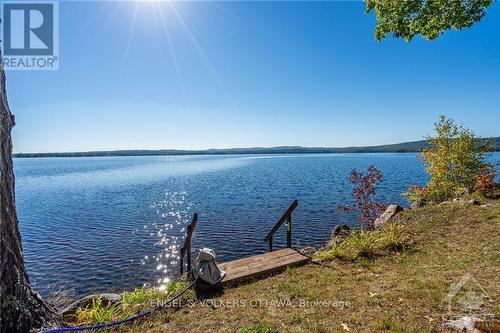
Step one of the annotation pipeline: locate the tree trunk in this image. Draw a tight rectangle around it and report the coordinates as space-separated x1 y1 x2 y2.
0 53 62 332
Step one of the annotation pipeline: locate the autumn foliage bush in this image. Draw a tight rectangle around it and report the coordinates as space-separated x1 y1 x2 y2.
474 164 497 197
406 116 495 203
339 165 387 230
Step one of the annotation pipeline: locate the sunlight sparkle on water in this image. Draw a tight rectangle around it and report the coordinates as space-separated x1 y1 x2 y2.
139 190 195 288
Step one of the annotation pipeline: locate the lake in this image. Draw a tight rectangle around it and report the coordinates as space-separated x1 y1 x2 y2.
14 153 499 299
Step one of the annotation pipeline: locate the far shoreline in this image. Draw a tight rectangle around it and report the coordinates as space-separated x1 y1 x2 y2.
13 151 425 159
13 137 500 158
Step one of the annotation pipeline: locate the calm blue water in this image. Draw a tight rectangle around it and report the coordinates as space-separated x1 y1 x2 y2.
13 153 499 299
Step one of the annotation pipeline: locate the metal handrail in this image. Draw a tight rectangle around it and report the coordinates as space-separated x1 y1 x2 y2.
264 200 298 252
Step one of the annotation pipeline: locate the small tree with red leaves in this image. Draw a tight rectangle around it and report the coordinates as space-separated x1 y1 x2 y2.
474 164 497 198
339 165 387 229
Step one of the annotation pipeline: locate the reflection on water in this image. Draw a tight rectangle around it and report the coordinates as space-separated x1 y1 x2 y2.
14 153 500 299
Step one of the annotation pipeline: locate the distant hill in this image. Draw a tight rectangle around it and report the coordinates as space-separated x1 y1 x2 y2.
13 137 500 158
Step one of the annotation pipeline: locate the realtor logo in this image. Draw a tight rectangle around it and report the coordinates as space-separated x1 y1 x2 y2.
1 1 58 70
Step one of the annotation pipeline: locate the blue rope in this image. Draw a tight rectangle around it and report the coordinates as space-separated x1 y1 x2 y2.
40 280 196 333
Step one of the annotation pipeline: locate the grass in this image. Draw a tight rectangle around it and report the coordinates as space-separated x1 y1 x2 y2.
316 223 409 261
73 281 193 326
120 281 190 308
380 223 408 250
73 199 499 332
121 287 163 306
239 322 278 333
75 297 121 325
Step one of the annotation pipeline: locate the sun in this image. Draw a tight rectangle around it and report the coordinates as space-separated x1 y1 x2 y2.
119 0 217 98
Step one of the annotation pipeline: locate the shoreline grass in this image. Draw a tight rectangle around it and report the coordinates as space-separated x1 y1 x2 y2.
316 223 409 261
72 281 194 327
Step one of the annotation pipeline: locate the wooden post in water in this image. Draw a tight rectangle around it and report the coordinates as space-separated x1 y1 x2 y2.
186 224 193 273
268 236 273 252
287 215 292 248
178 213 198 275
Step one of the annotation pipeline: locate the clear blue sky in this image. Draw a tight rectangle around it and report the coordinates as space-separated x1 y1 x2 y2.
8 1 500 153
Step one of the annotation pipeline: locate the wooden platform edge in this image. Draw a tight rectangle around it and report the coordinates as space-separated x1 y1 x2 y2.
218 249 310 287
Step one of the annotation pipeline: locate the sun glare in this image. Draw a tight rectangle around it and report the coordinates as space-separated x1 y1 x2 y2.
119 0 219 99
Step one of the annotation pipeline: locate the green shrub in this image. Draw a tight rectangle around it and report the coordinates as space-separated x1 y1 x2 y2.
405 115 493 203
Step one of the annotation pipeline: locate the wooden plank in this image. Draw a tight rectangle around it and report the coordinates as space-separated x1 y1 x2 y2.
222 254 308 283
219 248 309 286
225 252 305 273
219 249 300 272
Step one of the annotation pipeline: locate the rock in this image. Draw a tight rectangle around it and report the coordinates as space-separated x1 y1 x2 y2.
299 246 316 256
318 225 352 250
320 239 334 251
438 199 481 207
311 258 323 264
449 198 481 206
374 205 403 228
331 224 351 239
480 204 492 209
409 201 426 209
60 293 122 322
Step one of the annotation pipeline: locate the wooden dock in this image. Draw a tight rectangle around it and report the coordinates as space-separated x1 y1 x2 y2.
179 200 309 286
219 248 309 285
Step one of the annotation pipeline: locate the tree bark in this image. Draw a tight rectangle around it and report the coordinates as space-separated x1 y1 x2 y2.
0 53 62 332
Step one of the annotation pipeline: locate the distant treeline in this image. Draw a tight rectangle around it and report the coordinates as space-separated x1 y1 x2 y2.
13 137 500 158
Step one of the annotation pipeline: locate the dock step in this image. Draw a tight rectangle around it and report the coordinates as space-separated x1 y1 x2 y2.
219 248 310 286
